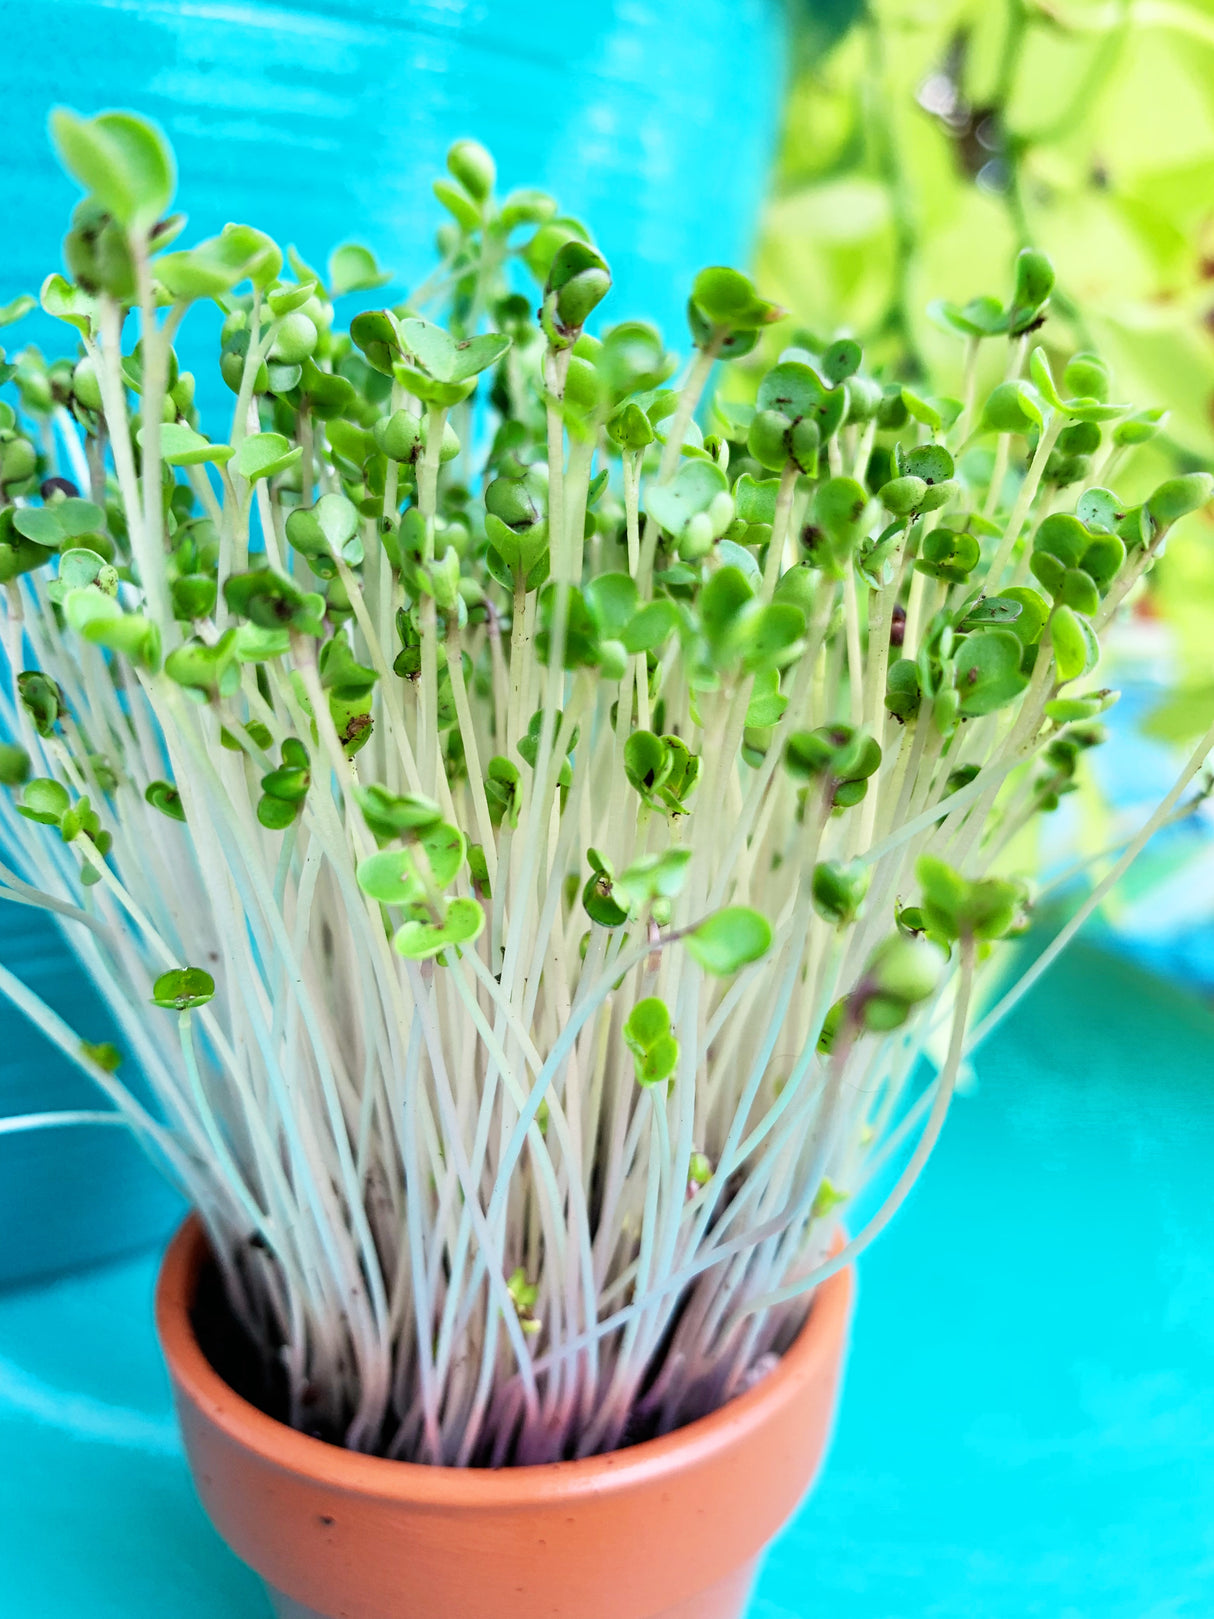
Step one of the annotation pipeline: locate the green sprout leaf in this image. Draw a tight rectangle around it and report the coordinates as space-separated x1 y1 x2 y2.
149 422 234 467
685 907 772 975
614 848 692 913
157 224 282 299
393 896 484 960
916 856 1025 943
645 458 728 540
955 629 1030 717
235 432 301 484
812 858 871 925
0 294 35 328
40 274 97 336
328 242 392 296
400 317 511 385
151 966 215 1011
18 778 71 826
980 380 1044 434
51 108 175 231
145 780 186 822
0 742 31 787
624 997 680 1086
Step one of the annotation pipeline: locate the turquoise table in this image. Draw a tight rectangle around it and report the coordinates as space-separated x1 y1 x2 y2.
2 934 1212 1616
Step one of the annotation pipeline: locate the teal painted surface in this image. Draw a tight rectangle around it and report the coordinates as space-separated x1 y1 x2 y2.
1 939 1212 1614
0 0 784 1281
1 0 784 416
0 899 185 1288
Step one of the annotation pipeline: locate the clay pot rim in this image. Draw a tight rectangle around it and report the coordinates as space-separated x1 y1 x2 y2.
157 1212 851 1505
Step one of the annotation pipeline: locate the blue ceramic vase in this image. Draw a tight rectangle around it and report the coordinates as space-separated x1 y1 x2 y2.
0 0 785 1283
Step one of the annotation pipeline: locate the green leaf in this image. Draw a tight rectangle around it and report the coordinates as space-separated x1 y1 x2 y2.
1050 604 1097 683
1113 409 1165 448
900 387 942 433
17 672 65 736
317 636 376 701
64 585 156 661
954 629 1030 716
1007 247 1054 334
50 108 175 230
354 786 441 841
1146 474 1213 528
690 266 782 332
0 294 35 328
483 756 521 828
286 492 361 575
956 595 1023 630
223 569 323 635
392 896 484 960
1028 347 1064 411
733 473 781 525
625 996 670 1052
151 966 215 1011
434 178 481 233
40 273 97 336
623 730 671 801
584 573 639 640
400 317 511 384
993 587 1049 647
902 444 954 485
267 279 318 317
234 432 301 483
615 847 692 910
12 509 66 550
746 665 789 727
328 242 392 296
545 241 612 333
812 858 871 925
0 742 31 787
165 632 241 699
981 381 1043 434
145 780 186 821
862 934 945 1010
620 599 680 654
644 457 728 538
685 907 772 975
350 309 405 376
927 294 1004 338
822 338 861 384
1075 488 1122 534
756 361 827 420
157 224 282 298
916 855 1024 943
812 476 868 547
358 849 419 904
18 778 70 826
623 997 679 1085
417 821 466 888
582 848 629 927
148 422 234 467
917 529 980 584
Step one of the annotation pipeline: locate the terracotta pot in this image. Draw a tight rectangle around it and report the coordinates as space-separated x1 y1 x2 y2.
156 1216 853 1619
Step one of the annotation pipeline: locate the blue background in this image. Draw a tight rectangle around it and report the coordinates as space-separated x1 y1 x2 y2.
2 938 1212 1616
2 0 784 393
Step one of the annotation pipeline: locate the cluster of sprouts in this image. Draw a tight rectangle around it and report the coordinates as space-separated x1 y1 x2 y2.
0 112 1210 1465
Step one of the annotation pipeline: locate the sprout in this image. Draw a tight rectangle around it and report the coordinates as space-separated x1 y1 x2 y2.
0 116 1207 1472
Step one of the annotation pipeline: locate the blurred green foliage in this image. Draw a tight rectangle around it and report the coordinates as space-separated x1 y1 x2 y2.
762 0 1214 731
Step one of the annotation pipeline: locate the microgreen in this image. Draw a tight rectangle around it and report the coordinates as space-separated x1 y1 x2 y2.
1 111 1210 1469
